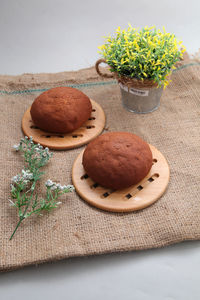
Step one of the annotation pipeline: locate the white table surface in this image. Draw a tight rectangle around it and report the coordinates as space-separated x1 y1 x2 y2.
0 1 200 299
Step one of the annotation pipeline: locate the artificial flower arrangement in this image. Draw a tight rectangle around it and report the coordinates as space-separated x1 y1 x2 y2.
98 25 186 88
10 136 74 240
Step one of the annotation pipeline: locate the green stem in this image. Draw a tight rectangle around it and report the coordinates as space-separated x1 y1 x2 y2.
9 181 36 240
23 181 35 210
9 216 25 240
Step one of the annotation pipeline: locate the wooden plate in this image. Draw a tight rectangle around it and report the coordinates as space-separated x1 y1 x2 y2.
72 145 170 212
21 99 106 150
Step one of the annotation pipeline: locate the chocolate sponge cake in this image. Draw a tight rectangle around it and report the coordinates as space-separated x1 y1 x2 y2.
30 87 92 133
82 132 152 190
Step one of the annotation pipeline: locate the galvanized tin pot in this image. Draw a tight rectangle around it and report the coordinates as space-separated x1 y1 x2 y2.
119 82 163 114
95 59 163 114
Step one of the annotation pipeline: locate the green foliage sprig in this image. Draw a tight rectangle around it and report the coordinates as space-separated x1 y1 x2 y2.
98 25 186 87
10 136 74 240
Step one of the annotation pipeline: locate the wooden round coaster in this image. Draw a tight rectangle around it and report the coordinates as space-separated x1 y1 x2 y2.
72 145 170 212
21 99 106 150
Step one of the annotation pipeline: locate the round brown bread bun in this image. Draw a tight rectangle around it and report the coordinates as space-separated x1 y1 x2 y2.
82 132 152 190
30 87 92 133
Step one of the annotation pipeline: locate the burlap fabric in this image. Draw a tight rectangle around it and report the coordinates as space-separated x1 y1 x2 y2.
0 60 200 271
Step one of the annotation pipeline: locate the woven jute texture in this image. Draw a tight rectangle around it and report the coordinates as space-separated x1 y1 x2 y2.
0 60 200 271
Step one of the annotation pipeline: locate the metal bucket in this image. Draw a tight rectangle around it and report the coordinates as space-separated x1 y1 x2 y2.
119 83 163 114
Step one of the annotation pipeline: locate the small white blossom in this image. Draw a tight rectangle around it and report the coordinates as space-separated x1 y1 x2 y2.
63 185 75 192
56 202 62 205
59 186 65 191
28 173 33 180
35 147 41 153
13 144 20 151
12 174 21 183
22 169 33 180
50 185 57 191
25 136 28 139
37 143 43 150
45 179 54 187
56 183 62 190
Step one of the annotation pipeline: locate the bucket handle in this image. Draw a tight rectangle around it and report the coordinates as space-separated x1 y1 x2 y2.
95 59 114 78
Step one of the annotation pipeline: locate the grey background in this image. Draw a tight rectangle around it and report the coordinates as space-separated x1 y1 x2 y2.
0 0 200 299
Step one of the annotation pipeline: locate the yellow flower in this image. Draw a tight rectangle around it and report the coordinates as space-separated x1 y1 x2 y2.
98 45 106 50
128 23 132 29
181 46 186 53
155 60 161 66
124 35 128 42
147 50 151 58
126 48 130 56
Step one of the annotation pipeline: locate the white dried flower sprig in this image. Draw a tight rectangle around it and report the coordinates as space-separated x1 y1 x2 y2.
45 179 74 192
9 136 74 240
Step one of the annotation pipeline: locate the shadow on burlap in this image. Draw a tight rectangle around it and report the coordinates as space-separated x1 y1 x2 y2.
0 59 199 271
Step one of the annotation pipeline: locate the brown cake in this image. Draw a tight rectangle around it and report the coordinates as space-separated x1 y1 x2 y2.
82 132 152 190
30 87 92 133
